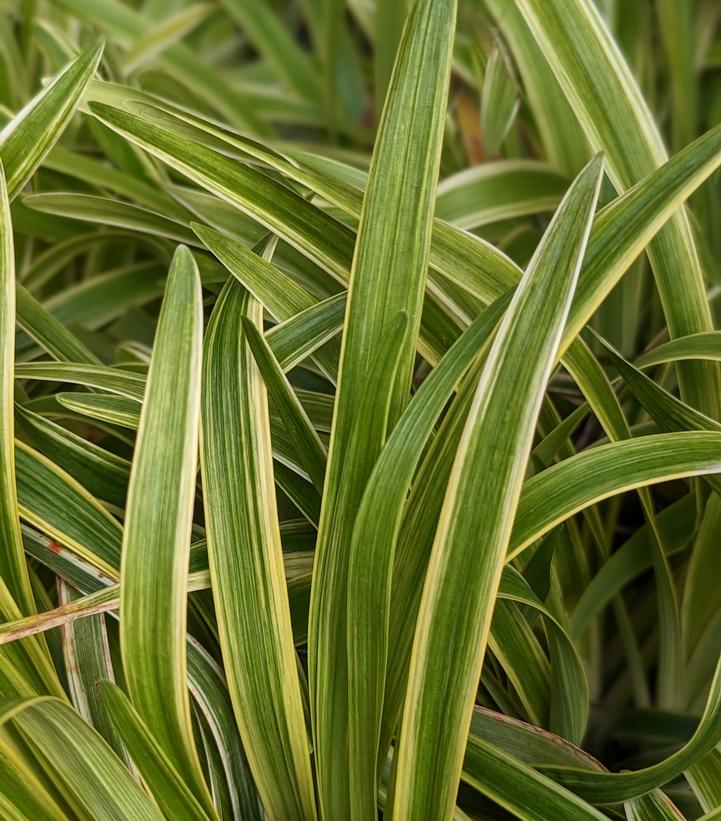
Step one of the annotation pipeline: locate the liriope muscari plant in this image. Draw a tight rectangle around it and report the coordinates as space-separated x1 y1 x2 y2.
3 0 721 819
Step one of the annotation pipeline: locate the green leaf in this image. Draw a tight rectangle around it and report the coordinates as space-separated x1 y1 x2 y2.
390 155 604 820
482 0 589 177
508 433 721 562
119 245 214 813
243 317 327 493
345 292 510 808
57 581 129 763
24 193 199 245
686 748 721 814
462 735 609 820
16 361 145 399
564 124 721 350
537 653 721 802
636 333 721 368
571 495 695 635
55 392 142 428
517 0 721 420
0 163 33 615
15 441 122 577
374 0 406 111
88 102 355 283
17 405 129 508
266 292 346 373
200 279 317 820
624 788 687 821
0 43 103 200
100 681 213 821
0 697 162 819
307 0 458 815
435 161 567 230
16 283 100 364
479 46 520 156
191 222 341 381
113 90 721 363
56 0 268 133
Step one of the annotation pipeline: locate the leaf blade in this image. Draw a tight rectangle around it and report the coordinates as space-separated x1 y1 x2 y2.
200 280 317 820
392 155 604 820
119 245 213 813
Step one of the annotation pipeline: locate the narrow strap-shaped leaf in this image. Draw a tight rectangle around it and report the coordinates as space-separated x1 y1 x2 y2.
125 93 721 344
16 284 100 364
58 0 268 134
185 639 264 821
100 682 212 821
571 495 695 635
391 155 604 820
435 160 567 230
192 222 340 381
0 580 66 699
658 0 696 152
345 292 510 810
686 748 721 813
42 142 187 215
0 174 69 701
0 751 65 821
307 0 457 815
321 0 345 125
0 554 310 648
24 192 200 245
383 436 721 760
52 387 318 486
503 568 588 744
537 653 721 803
0 697 161 819
0 163 33 615
15 361 145 399
89 89 721 402
488 599 550 728
19 434 721 653
58 581 129 763
565 124 721 350
243 318 327 493
624 789 686 821
89 102 355 282
17 406 129 508
468 706 605 771
636 333 721 368
266 292 346 373
564 338 682 709
462 735 609 820
200 279 316 820
479 47 520 157
16 441 122 576
517 0 721 421
0 43 103 200
598 339 721 446
508 433 721 561
56 392 141 428
482 0 589 177
119 245 214 813
374 0 405 111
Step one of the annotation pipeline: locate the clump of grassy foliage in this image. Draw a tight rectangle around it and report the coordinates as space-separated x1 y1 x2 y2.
3 0 721 819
